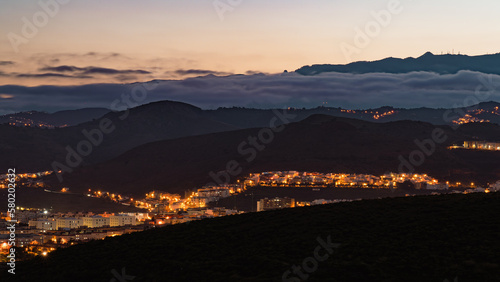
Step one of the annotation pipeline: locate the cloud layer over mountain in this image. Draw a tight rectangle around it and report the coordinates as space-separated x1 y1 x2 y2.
1 70 499 115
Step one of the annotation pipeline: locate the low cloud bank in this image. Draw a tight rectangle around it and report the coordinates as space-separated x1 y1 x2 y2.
1 70 499 115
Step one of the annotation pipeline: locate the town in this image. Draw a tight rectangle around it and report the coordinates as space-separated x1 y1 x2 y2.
1 170 500 260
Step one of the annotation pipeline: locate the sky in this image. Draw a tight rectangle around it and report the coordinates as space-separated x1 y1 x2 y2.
1 0 500 85
0 0 500 112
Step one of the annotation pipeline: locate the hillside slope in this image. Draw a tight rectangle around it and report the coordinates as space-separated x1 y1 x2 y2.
0 101 239 171
50 115 500 196
8 192 500 282
2 101 500 173
0 108 110 127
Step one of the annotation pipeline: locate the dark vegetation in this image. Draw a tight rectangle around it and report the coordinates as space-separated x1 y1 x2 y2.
6 192 500 281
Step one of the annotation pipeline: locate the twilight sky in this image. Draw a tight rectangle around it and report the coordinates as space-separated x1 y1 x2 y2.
1 0 500 86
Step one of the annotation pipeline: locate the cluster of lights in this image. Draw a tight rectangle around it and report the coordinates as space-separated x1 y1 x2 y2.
145 191 181 202
3 112 70 128
469 107 500 116
452 106 500 125
339 108 398 120
452 114 490 125
372 110 397 120
341 109 357 113
6 116 54 128
88 189 131 206
0 171 52 189
463 141 500 151
248 172 440 188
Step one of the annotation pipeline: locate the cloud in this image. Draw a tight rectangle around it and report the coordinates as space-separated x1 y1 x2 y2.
1 70 499 113
32 52 130 63
245 70 268 75
39 65 82 72
1 53 204 86
0 61 14 66
40 65 151 75
173 69 232 76
81 67 150 75
114 74 139 82
83 52 129 60
15 73 93 79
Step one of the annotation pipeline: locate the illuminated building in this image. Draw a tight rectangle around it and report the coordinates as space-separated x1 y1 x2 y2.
29 219 57 231
82 216 110 228
463 141 500 151
257 197 295 212
109 215 137 227
56 218 83 229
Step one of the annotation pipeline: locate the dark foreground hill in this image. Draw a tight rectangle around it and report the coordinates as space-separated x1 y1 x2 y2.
50 114 500 197
7 192 500 282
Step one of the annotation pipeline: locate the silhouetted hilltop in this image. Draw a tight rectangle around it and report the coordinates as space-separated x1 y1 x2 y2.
296 52 500 75
0 100 239 171
2 100 500 173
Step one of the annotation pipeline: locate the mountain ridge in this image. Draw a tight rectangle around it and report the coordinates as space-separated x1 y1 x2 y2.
0 107 110 127
3 100 500 173
296 52 500 75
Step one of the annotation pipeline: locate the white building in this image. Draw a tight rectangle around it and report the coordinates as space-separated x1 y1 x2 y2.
75 232 107 241
197 188 230 199
466 187 487 193
29 219 57 231
109 214 136 227
489 181 500 192
56 218 83 229
82 216 110 228
311 199 334 205
426 184 449 190
28 214 138 230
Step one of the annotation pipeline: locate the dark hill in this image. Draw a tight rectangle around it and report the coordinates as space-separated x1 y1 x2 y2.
0 107 110 127
55 100 240 164
0 101 239 171
3 100 500 173
8 192 500 281
49 115 500 197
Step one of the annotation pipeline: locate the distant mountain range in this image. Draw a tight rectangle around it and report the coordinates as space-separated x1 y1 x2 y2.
0 108 110 128
3 100 500 177
296 52 500 75
3 101 500 129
